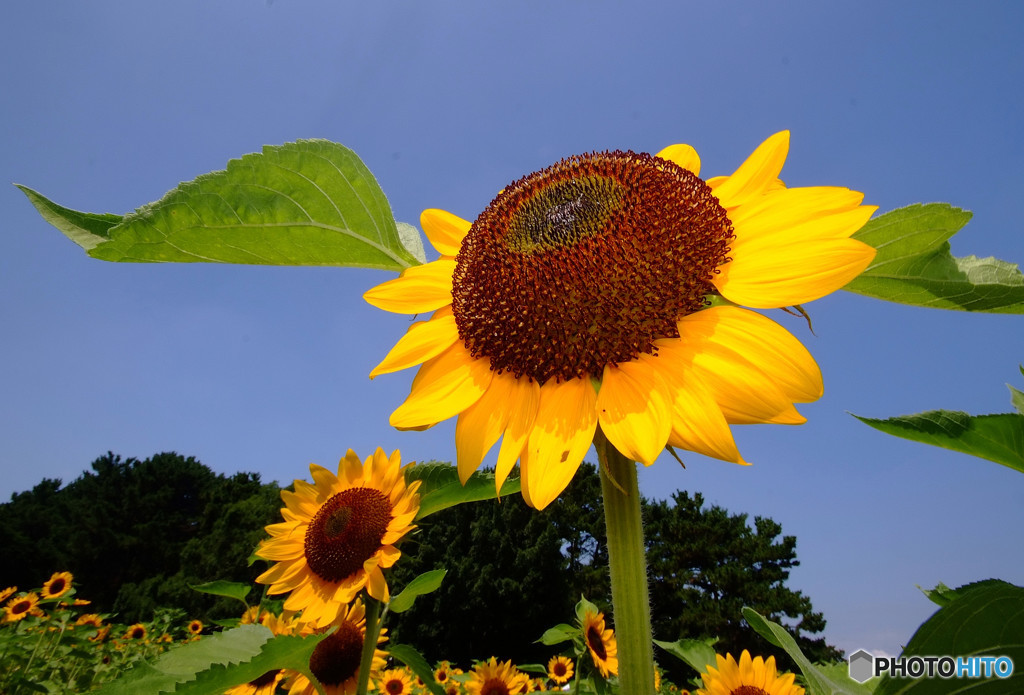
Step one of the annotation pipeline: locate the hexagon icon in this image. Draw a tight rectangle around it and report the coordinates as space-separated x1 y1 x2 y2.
848 649 874 683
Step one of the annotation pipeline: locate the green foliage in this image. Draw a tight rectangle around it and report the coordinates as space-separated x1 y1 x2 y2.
189 581 252 606
405 462 522 519
845 204 1024 312
386 644 446 695
874 581 1024 695
17 140 423 271
651 637 718 678
388 569 447 614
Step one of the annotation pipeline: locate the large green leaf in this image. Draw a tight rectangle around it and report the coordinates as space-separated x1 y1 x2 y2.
853 411 1024 475
173 633 327 695
189 580 251 605
653 637 719 676
388 569 447 614
405 463 522 520
387 644 446 695
18 140 422 271
874 581 1024 695
844 204 1024 313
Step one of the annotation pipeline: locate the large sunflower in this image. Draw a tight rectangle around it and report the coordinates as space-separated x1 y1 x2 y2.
696 651 804 695
4 592 39 622
465 658 530 695
581 608 618 678
364 132 875 509
255 448 421 628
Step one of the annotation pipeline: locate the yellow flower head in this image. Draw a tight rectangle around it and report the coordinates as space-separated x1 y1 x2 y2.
0 587 17 603
4 592 39 622
378 668 416 695
465 657 530 695
434 660 454 683
581 608 618 678
187 619 203 636
41 571 73 600
365 132 876 509
75 613 103 628
124 623 147 640
547 655 574 685
255 448 421 628
696 650 804 695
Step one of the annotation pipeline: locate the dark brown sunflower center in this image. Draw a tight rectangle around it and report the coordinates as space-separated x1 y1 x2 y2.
309 621 364 686
385 679 406 694
452 150 733 384
304 488 392 583
586 625 607 661
733 687 769 695
552 663 568 677
47 579 66 595
480 678 512 695
11 600 31 615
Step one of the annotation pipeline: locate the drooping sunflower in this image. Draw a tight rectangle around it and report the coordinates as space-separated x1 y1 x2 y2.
581 608 618 678
75 613 104 629
41 571 73 600
696 650 804 695
365 132 875 509
465 658 530 695
377 668 416 695
4 592 39 622
124 623 147 640
255 448 421 628
284 599 388 695
0 586 17 603
547 655 574 685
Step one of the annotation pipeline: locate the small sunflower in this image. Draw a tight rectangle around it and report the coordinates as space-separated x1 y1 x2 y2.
696 651 804 695
284 599 387 695
75 613 103 628
4 592 39 622
465 658 530 695
187 619 203 636
0 586 17 603
365 132 876 509
547 655 574 685
256 448 421 628
378 668 416 695
434 660 454 684
581 608 618 678
124 623 147 640
41 571 73 600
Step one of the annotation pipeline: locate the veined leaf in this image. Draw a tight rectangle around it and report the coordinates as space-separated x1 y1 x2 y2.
18 140 422 271
387 644 446 695
845 204 1024 313
190 580 251 604
854 411 1024 475
537 623 578 646
653 637 718 676
405 463 522 520
174 633 328 695
389 569 447 614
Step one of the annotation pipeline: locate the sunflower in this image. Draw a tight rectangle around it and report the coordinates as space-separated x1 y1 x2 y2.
284 598 387 695
187 619 203 636
255 448 421 628
125 623 147 640
0 587 17 603
41 571 73 600
365 132 875 509
465 658 530 695
434 660 454 684
547 655 574 685
75 613 103 628
378 668 416 695
4 592 39 622
581 608 618 678
696 651 804 695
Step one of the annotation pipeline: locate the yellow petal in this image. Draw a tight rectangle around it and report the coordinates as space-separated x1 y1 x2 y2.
731 205 877 249
655 144 700 176
455 375 516 484
714 237 876 308
364 564 389 602
680 306 822 403
495 376 541 492
308 463 338 493
727 185 866 228
597 360 672 466
709 131 790 209
520 378 598 510
370 307 459 378
362 259 455 314
389 343 493 429
421 208 471 257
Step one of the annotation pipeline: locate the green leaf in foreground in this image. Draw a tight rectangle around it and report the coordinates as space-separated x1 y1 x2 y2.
405 463 522 519
653 637 719 676
389 569 447 614
853 410 1024 475
174 633 328 695
19 140 422 271
388 644 446 695
190 580 251 604
844 203 1024 313
874 580 1024 695
743 607 873 695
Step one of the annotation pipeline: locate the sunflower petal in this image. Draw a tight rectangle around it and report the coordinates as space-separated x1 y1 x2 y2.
520 378 598 510
709 131 790 209
455 372 517 484
597 360 672 466
362 259 455 314
656 144 700 176
421 208 471 257
390 343 493 429
495 376 541 492
726 186 865 228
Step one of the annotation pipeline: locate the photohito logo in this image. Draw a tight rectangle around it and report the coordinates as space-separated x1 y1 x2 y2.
848 649 1014 683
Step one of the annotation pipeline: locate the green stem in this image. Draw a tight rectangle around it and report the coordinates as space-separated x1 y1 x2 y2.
356 595 383 695
595 428 655 694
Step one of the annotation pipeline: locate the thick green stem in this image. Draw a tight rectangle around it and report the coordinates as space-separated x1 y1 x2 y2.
595 428 655 694
356 595 383 695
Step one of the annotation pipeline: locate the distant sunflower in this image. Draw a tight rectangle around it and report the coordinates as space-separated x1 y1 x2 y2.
365 132 875 509
4 592 39 622
696 651 804 695
75 613 103 628
124 623 147 640
434 661 454 684
581 609 618 678
41 571 73 600
284 599 387 695
187 619 203 636
0 586 17 603
465 658 529 695
256 448 421 628
547 655 574 685
378 668 415 695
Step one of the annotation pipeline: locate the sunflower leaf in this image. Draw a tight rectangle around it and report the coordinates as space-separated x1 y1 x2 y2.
189 580 251 605
387 644 446 695
389 569 447 614
652 637 718 676
20 141 421 271
406 463 523 519
743 608 873 695
537 623 579 646
873 581 1024 695
844 203 1024 312
853 410 1024 475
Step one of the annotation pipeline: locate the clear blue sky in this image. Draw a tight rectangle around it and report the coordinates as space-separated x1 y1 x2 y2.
3 1 1023 660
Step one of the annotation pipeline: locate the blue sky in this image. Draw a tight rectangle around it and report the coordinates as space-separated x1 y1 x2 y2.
3 1 1023 660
